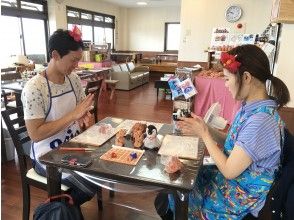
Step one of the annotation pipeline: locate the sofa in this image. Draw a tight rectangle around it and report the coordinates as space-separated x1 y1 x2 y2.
111 62 150 90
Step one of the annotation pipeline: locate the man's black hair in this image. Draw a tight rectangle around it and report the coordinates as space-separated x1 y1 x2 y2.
48 29 84 58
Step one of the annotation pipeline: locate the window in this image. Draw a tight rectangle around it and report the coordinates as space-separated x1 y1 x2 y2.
21 1 43 11
1 0 48 66
164 22 180 51
67 6 115 49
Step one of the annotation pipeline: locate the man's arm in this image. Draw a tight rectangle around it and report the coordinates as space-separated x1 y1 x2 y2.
26 94 94 142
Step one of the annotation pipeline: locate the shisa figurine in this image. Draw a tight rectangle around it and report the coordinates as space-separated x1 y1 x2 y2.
131 122 147 148
164 156 183 174
143 125 161 150
133 130 144 148
115 129 126 146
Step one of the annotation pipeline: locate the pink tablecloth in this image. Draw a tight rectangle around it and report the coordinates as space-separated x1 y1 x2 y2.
194 76 241 125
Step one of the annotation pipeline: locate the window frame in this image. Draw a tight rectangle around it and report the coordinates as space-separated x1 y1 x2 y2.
1 0 49 62
164 22 180 52
66 6 115 49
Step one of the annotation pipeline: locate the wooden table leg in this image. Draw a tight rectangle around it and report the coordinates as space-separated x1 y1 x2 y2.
109 84 116 100
46 165 61 197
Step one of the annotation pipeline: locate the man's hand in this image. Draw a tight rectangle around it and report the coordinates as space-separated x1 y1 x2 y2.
71 94 94 121
78 111 93 129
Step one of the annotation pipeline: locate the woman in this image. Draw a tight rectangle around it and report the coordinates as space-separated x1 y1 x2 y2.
156 45 290 219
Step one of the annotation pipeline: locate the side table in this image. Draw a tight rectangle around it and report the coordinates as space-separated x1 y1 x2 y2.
105 79 119 100
154 80 171 98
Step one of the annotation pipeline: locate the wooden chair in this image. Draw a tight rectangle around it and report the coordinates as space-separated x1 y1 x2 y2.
84 79 102 124
1 107 103 220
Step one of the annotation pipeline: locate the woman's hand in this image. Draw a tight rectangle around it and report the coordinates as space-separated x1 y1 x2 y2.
71 94 94 121
177 112 210 139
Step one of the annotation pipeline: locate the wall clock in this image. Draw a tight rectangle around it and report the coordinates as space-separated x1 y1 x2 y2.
225 5 243 23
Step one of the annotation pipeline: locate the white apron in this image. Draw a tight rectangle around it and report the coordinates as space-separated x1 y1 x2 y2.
31 73 80 178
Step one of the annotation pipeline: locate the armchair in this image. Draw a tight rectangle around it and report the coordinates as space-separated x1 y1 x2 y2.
126 62 150 84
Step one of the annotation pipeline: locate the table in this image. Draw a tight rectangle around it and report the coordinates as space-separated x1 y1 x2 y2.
77 68 111 98
104 79 119 100
1 81 25 107
111 52 142 63
194 76 241 124
154 80 170 98
156 54 178 63
39 117 205 220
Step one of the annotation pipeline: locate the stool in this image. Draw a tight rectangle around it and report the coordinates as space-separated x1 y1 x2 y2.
105 79 119 100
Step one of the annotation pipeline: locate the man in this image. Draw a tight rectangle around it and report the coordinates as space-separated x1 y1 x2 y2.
22 27 97 206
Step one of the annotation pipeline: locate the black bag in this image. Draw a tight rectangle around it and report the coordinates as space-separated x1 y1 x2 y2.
33 194 83 220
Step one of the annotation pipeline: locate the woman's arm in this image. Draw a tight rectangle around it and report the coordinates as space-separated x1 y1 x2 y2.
208 126 227 146
178 113 252 179
203 133 252 179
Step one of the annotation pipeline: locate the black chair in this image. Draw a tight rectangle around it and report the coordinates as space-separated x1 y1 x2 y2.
243 129 294 220
84 79 102 124
84 79 115 199
1 107 103 220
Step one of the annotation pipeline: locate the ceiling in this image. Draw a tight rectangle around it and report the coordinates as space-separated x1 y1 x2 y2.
100 0 181 8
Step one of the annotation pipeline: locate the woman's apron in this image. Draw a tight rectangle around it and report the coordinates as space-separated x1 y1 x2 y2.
31 72 80 179
169 105 284 220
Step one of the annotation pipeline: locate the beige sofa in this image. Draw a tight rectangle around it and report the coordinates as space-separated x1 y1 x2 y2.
111 62 149 90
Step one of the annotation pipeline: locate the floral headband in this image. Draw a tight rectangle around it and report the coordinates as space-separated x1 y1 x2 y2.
220 52 241 73
69 25 82 42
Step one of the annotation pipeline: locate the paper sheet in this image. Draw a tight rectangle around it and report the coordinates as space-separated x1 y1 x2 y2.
158 135 199 160
70 124 118 147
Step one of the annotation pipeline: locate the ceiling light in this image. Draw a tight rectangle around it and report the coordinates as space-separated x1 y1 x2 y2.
137 2 147 5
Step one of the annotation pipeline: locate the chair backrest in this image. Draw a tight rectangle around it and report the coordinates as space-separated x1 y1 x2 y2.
254 128 294 219
1 107 31 177
85 79 102 123
119 63 129 72
126 62 135 72
112 65 122 72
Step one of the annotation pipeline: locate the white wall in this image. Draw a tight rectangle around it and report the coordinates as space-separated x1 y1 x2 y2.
179 0 272 62
126 7 181 51
274 24 294 107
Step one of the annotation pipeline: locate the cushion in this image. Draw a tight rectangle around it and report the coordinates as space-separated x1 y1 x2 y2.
127 62 135 72
112 65 121 72
26 168 70 191
119 63 129 72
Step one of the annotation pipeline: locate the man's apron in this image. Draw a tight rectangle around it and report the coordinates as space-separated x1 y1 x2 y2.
31 72 80 178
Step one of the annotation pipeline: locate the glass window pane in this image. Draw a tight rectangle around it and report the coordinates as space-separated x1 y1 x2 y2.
68 23 81 31
81 13 92 20
105 28 113 48
105 17 113 23
94 27 104 45
0 16 22 66
22 18 47 63
67 10 79 18
81 25 92 42
21 1 43 11
166 23 180 51
1 0 17 7
94 15 103 22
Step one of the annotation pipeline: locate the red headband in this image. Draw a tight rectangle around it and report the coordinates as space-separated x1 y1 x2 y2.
220 52 241 73
69 25 82 42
